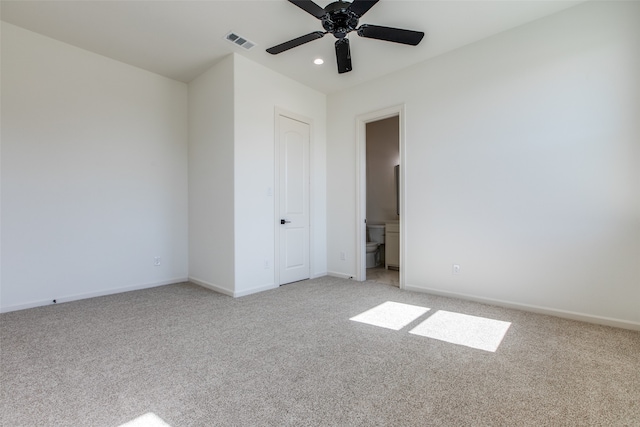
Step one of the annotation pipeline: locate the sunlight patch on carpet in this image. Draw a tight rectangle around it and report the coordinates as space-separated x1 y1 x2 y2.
350 301 430 330
118 413 172 427
409 310 511 352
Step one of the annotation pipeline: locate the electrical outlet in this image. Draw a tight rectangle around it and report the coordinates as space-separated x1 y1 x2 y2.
340 252 346 261
452 264 461 274
154 257 161 266
264 259 270 269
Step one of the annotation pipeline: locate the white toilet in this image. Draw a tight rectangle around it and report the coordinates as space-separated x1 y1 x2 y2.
366 224 385 268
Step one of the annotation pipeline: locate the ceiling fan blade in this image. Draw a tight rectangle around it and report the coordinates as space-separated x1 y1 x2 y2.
347 0 380 18
357 24 425 46
266 31 326 54
288 0 327 19
335 38 352 74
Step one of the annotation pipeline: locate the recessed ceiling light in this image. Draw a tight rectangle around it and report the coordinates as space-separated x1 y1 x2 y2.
313 58 324 65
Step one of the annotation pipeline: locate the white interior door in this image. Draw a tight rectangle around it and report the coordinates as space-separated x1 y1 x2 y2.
278 114 310 285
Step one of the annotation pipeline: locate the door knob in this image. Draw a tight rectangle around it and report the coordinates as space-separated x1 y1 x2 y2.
280 219 291 224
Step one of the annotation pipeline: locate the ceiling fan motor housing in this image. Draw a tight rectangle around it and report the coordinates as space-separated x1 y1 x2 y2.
322 1 360 39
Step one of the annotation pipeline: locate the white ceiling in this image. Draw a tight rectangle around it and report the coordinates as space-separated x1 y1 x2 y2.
1 0 583 94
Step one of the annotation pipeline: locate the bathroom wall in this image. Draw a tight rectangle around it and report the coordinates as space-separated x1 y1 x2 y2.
366 117 400 226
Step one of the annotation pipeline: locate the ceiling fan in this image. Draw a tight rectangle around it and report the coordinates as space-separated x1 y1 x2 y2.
266 0 425 74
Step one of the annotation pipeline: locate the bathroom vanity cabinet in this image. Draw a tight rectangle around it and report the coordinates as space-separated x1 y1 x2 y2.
385 221 399 269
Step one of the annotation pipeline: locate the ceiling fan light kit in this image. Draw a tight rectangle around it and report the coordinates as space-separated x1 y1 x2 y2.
267 0 425 74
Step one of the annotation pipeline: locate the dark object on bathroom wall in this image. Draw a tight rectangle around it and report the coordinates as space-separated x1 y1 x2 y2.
395 164 399 216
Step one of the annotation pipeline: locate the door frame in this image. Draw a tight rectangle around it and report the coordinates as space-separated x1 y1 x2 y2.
274 108 314 286
355 104 405 288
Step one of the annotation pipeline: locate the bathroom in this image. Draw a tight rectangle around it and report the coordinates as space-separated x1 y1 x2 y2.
365 116 400 284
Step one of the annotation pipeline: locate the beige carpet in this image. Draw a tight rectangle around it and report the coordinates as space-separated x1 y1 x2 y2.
365 267 399 287
1 276 639 426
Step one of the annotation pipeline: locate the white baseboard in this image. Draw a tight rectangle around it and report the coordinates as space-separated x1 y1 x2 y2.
311 271 328 279
327 271 356 280
188 276 234 297
189 277 277 298
234 283 278 297
404 284 640 332
0 277 189 313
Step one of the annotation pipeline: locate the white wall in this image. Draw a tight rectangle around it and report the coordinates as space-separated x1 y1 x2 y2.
187 55 235 295
327 2 640 328
187 54 326 297
233 54 327 296
1 23 189 311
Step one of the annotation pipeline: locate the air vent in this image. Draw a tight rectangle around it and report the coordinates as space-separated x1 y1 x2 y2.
225 32 256 50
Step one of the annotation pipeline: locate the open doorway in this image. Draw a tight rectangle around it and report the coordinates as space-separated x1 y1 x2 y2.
355 105 404 287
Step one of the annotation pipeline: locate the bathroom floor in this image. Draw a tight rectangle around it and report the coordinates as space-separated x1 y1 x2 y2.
365 266 399 288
